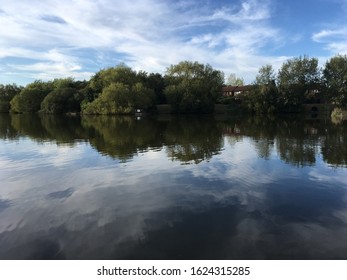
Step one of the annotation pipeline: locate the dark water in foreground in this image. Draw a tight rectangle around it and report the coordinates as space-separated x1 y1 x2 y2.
0 113 347 260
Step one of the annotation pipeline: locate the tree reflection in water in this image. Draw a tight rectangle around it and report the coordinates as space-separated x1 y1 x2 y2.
1 113 347 260
0 113 346 167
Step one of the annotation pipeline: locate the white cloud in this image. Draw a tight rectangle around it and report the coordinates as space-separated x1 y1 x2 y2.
313 28 347 42
0 0 286 84
0 47 94 81
10 62 93 81
311 0 347 56
312 28 347 54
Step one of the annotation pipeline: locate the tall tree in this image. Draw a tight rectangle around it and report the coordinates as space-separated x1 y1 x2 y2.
243 64 278 114
255 64 276 85
146 73 165 104
164 61 224 113
277 56 321 108
323 54 347 106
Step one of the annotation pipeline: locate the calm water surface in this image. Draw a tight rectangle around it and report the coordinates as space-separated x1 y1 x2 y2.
0 113 347 259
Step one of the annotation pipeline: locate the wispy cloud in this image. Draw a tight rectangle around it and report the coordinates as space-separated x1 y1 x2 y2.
0 0 287 84
312 28 347 54
310 0 347 55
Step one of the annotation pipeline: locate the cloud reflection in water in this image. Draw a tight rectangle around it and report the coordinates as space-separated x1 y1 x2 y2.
1 115 347 259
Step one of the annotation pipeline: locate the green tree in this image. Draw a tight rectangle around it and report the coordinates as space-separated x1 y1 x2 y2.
164 61 224 113
39 78 87 114
240 65 278 114
51 77 75 89
164 84 184 112
10 80 54 113
40 87 79 114
82 82 155 114
146 73 165 104
0 84 22 112
278 56 321 109
255 64 276 85
82 83 130 114
132 83 155 108
323 55 347 106
87 64 137 98
81 64 160 108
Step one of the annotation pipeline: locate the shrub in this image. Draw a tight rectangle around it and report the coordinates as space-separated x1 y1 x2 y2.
331 108 347 124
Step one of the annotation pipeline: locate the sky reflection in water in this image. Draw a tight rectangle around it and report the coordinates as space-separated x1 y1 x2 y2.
0 114 347 259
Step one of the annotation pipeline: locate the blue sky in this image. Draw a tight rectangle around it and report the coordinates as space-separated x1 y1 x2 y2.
0 0 346 85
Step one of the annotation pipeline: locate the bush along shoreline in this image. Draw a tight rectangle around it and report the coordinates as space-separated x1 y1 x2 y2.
331 108 347 124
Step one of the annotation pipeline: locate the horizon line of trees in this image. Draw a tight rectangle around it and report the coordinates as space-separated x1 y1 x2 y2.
233 54 347 114
0 54 346 115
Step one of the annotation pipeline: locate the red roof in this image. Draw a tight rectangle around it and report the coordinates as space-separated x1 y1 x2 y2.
222 85 253 92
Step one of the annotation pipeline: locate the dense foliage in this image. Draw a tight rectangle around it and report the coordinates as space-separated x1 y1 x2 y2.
10 80 54 113
1 56 346 115
323 55 347 106
0 84 22 112
164 61 224 113
242 64 279 114
40 78 87 114
237 55 346 114
82 82 155 114
278 56 321 107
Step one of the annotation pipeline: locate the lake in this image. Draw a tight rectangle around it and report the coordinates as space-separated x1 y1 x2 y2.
0 113 347 260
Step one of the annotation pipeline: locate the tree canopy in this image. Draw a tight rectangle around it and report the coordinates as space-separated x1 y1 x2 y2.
10 80 54 113
277 56 321 107
0 84 22 112
164 61 224 113
242 65 278 114
323 55 347 106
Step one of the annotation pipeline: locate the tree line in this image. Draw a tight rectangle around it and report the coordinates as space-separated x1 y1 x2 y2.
0 55 346 115
233 55 347 114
